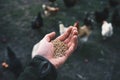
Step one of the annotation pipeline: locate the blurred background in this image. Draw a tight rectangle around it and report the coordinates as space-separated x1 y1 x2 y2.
0 0 120 80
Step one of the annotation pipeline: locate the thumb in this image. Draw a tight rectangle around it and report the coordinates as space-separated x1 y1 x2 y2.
44 32 56 42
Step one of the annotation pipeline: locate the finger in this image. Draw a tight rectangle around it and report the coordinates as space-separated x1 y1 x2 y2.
44 32 56 42
72 26 78 35
64 27 74 43
57 26 72 41
74 21 79 27
71 35 78 49
64 27 78 44
65 36 78 58
64 33 72 44
73 21 79 31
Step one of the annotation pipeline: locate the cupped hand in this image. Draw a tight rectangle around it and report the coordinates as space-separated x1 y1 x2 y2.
32 26 78 69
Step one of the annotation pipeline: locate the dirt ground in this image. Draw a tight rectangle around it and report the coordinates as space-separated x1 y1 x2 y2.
0 0 120 80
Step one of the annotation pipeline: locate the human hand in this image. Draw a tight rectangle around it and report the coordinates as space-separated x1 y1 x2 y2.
32 26 78 69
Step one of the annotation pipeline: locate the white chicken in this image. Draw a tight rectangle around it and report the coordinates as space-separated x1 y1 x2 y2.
59 21 67 35
78 25 92 42
42 4 59 16
101 21 113 39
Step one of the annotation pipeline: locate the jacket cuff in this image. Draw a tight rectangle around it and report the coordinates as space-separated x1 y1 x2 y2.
30 55 57 80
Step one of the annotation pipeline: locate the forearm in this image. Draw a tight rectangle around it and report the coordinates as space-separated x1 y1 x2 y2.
17 55 57 80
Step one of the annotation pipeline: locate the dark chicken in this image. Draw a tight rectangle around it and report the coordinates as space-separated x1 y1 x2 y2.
3 46 23 78
84 12 94 29
109 0 120 8
94 7 109 24
48 0 56 3
31 12 43 29
111 8 120 27
63 0 77 8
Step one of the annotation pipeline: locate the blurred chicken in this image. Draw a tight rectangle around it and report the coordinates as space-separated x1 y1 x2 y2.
109 0 120 8
94 7 109 24
84 12 94 28
111 8 120 27
101 21 113 39
78 20 93 42
48 0 56 3
32 12 43 29
2 46 23 78
59 21 67 35
78 13 94 42
78 26 91 42
42 4 59 16
63 0 77 8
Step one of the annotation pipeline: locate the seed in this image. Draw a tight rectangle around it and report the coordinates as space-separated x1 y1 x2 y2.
51 39 68 58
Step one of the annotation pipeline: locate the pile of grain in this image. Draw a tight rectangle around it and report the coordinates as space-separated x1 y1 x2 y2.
51 39 68 58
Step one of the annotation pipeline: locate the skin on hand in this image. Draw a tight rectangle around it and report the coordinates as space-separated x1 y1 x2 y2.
32 26 78 69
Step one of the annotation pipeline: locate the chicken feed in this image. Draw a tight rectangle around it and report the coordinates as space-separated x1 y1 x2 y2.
51 39 68 58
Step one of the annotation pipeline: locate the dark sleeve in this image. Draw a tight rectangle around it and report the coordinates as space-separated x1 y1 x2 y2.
17 55 57 80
